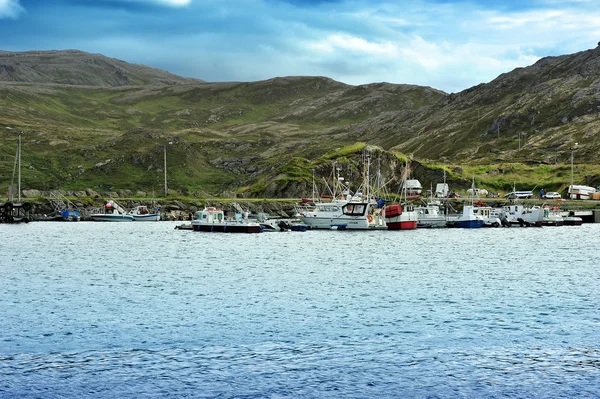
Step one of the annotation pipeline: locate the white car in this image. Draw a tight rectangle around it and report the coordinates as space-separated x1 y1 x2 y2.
543 192 561 199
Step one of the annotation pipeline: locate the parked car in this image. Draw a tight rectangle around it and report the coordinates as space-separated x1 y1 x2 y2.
543 191 562 199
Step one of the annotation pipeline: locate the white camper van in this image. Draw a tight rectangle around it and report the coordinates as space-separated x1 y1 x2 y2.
435 183 449 198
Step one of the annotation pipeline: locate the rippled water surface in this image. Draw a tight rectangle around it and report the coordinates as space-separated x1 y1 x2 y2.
2 222 600 398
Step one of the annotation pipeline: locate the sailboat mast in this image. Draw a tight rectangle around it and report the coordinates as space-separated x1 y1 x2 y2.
365 152 371 199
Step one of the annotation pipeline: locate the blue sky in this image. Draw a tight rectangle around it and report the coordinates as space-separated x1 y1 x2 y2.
1 0 599 92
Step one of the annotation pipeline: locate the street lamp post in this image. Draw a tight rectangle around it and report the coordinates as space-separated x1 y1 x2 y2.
570 143 578 199
17 130 23 202
164 141 172 196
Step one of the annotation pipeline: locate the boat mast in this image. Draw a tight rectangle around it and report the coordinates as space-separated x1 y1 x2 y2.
364 151 371 200
311 169 316 203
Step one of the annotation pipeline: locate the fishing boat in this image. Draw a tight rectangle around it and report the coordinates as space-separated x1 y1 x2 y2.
297 155 386 230
447 205 484 228
191 207 262 233
129 205 160 221
447 178 484 228
473 206 501 227
498 204 544 227
90 200 134 222
382 161 418 230
415 200 448 228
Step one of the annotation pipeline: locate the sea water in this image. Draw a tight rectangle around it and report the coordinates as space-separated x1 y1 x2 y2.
1 222 599 398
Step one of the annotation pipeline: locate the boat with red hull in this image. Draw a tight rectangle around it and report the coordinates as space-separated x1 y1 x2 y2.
383 203 417 230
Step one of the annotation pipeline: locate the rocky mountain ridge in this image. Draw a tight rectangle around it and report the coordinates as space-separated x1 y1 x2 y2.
1 47 599 197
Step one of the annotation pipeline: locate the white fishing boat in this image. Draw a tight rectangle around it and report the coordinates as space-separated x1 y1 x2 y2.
191 206 262 233
415 200 447 228
497 204 544 227
297 155 386 230
90 200 134 222
473 206 501 227
447 205 484 228
129 205 160 221
447 178 484 228
381 161 418 230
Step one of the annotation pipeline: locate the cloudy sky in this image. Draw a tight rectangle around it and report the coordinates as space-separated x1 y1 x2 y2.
1 0 599 92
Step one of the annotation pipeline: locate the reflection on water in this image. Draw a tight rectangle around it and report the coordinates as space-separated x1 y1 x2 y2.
1 222 600 397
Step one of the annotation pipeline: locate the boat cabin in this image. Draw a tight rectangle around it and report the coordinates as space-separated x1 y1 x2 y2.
342 202 368 216
196 207 225 223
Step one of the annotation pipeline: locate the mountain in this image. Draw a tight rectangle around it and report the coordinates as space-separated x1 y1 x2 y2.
376 45 600 164
1 48 599 197
0 50 203 86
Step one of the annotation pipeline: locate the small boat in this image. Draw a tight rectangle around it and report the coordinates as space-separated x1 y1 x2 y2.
384 164 418 230
129 205 160 221
498 204 544 227
384 203 418 230
90 200 134 222
542 206 564 226
473 206 501 227
563 212 583 226
191 207 262 233
39 209 81 222
415 200 447 228
447 205 484 228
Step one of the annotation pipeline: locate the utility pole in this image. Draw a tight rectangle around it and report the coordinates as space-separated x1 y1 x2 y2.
164 141 172 196
18 131 22 202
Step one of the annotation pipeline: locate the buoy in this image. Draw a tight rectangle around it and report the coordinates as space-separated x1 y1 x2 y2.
367 214 374 223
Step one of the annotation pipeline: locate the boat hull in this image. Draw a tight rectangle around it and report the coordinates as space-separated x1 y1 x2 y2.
192 223 262 233
563 217 583 226
132 214 161 221
298 216 371 230
386 220 417 230
455 219 484 228
90 214 134 222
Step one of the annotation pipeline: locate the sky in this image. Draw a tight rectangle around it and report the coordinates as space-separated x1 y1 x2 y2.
1 0 599 93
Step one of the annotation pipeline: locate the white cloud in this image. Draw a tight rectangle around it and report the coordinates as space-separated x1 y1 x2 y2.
308 34 396 56
105 0 191 7
0 0 24 19
154 0 191 6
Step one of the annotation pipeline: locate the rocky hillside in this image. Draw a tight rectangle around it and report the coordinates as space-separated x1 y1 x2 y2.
1 47 599 197
0 50 203 86
373 45 600 164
